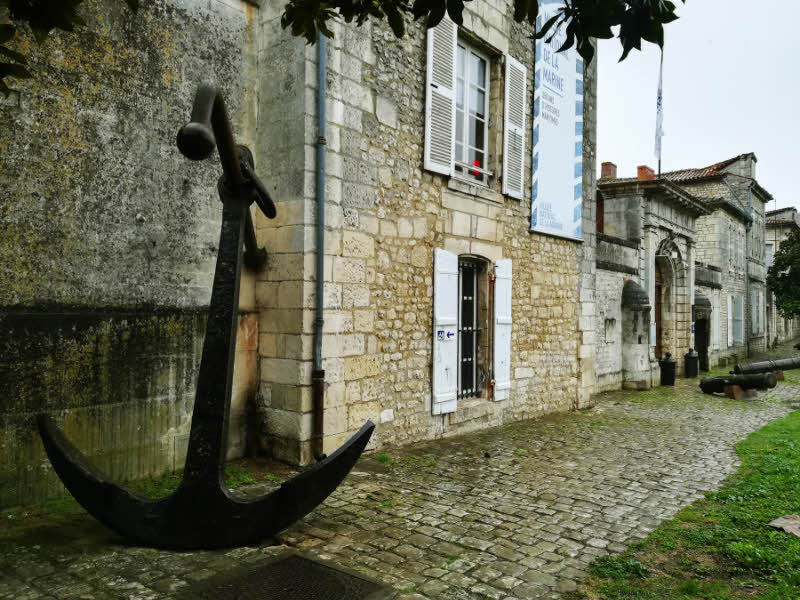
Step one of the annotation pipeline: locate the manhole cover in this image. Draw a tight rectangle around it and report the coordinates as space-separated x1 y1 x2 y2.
182 553 396 600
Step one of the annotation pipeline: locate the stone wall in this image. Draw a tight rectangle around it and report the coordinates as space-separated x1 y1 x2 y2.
1 0 261 506
594 234 647 391
254 0 597 463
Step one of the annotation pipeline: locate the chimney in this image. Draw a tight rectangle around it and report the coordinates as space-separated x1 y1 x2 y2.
601 162 617 179
637 165 655 181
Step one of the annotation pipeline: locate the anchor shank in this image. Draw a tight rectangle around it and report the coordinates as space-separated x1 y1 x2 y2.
180 198 247 489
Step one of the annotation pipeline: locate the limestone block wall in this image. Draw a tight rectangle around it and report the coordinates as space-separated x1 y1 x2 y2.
595 269 625 390
594 234 643 391
696 208 748 364
255 0 597 463
1 0 260 507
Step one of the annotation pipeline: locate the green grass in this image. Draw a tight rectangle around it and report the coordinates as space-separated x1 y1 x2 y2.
568 408 800 600
375 453 393 465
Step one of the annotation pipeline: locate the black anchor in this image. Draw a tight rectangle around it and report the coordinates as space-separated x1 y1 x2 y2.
37 83 374 549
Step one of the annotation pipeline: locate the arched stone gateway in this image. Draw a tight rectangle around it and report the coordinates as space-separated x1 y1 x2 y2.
654 239 689 367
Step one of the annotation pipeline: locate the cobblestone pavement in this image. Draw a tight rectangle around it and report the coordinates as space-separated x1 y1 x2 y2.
3 360 800 600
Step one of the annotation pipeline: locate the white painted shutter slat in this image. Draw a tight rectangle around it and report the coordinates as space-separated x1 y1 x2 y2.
502 55 527 199
712 296 719 350
424 17 457 176
727 296 733 347
433 248 458 415
494 259 512 401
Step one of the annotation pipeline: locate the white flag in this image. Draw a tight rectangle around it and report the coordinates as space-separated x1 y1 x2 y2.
654 51 664 162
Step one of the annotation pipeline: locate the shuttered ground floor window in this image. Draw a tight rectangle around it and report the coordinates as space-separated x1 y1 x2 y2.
432 249 513 414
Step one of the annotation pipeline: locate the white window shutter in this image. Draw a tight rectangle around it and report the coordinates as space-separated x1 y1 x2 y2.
432 248 458 415
502 55 527 199
727 296 733 347
494 259 512 401
424 16 457 176
711 297 719 350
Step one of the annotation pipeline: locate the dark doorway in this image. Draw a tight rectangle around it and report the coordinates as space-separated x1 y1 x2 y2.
695 318 710 372
654 263 663 359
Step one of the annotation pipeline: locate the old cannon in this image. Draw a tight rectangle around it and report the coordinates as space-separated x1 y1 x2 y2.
732 356 800 378
700 373 777 396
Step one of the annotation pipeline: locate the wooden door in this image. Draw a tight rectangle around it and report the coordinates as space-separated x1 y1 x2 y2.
654 264 663 359
695 319 710 371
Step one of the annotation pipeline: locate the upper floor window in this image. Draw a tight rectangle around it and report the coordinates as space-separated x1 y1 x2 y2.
766 243 774 268
423 15 528 200
455 42 490 185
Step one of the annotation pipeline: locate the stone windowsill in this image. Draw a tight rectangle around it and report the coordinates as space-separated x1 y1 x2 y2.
447 177 504 204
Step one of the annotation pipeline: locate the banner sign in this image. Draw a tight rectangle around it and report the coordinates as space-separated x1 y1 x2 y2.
531 1 584 240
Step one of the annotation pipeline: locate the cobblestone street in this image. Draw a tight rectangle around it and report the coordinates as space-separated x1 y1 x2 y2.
3 370 799 600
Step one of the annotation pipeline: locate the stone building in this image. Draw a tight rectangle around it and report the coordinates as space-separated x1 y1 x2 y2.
664 154 771 366
594 153 771 382
255 0 598 464
766 207 800 345
594 163 709 389
1 0 599 506
1 0 263 507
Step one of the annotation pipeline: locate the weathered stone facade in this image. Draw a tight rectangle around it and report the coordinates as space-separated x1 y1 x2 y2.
766 207 800 345
254 0 597 464
594 154 774 387
668 154 771 365
1 0 261 506
595 167 708 390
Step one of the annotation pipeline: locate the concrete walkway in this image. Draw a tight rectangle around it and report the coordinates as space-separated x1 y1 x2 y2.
2 351 799 599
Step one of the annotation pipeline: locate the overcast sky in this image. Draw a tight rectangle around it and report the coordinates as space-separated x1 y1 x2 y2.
596 0 799 210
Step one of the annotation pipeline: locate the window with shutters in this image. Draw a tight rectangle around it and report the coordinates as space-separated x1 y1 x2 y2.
424 16 527 199
433 249 510 413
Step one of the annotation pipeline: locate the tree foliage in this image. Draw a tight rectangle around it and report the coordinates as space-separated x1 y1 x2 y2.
1 0 683 95
767 229 800 320
281 0 683 63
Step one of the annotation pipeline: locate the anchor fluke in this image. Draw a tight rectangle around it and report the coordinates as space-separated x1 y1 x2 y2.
38 414 374 549
37 83 374 549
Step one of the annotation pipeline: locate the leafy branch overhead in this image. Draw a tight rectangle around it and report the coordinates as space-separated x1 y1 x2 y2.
767 229 800 320
0 0 138 95
281 0 684 63
1 0 682 95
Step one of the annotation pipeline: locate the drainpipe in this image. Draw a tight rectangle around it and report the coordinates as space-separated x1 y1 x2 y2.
745 183 753 357
312 32 327 461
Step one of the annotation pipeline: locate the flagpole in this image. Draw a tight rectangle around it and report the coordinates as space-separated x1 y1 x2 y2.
655 47 664 177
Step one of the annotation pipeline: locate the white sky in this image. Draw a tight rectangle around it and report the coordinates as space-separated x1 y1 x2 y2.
596 0 800 210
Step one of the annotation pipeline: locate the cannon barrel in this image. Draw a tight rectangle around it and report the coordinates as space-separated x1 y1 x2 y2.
700 373 778 395
733 356 800 374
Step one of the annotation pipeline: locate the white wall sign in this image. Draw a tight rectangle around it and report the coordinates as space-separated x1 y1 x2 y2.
531 0 584 240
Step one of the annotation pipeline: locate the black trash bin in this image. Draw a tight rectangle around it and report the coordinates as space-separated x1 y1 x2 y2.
660 352 676 386
684 348 699 379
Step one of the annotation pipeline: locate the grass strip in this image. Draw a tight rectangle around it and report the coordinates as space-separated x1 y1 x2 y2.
569 408 800 600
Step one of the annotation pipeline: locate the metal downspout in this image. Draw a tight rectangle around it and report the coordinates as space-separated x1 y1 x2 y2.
745 184 753 357
312 32 327 460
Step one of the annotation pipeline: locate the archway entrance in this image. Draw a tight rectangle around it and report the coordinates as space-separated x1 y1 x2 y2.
654 263 663 359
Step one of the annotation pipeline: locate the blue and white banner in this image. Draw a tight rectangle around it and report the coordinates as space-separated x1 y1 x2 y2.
531 0 584 241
